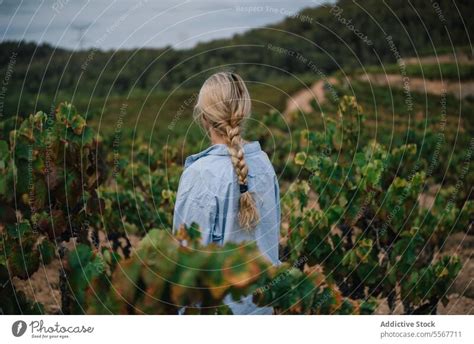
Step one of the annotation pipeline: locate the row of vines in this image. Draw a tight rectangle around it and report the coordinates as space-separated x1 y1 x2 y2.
0 96 472 314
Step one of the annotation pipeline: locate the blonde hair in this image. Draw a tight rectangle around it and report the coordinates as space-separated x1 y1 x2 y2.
194 72 259 229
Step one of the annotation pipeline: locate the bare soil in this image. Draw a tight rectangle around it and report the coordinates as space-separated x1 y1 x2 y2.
284 77 337 115
373 232 473 315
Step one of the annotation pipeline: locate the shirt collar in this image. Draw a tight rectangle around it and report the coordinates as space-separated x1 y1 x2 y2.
184 141 261 168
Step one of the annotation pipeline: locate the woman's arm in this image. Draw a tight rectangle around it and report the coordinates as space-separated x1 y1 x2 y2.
172 166 217 244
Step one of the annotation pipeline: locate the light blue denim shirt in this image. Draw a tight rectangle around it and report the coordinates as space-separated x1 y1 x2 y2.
173 141 281 314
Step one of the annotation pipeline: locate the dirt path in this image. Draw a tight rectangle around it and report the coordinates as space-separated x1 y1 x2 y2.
356 73 474 99
404 53 473 66
284 77 337 115
284 51 473 113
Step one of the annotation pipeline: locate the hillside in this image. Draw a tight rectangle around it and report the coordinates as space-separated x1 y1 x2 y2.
0 0 472 118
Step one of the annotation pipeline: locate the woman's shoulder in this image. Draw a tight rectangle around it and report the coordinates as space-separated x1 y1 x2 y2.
246 149 277 177
182 141 275 179
183 154 235 188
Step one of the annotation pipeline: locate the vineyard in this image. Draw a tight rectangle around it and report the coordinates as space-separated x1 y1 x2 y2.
1 86 472 314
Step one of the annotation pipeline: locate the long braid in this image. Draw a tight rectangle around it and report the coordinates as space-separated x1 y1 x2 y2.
225 126 247 184
226 125 259 229
195 72 259 229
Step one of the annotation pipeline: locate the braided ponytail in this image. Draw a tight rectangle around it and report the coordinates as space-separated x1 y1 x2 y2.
194 72 259 229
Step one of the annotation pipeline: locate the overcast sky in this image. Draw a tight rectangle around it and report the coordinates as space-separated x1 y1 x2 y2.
0 0 334 51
